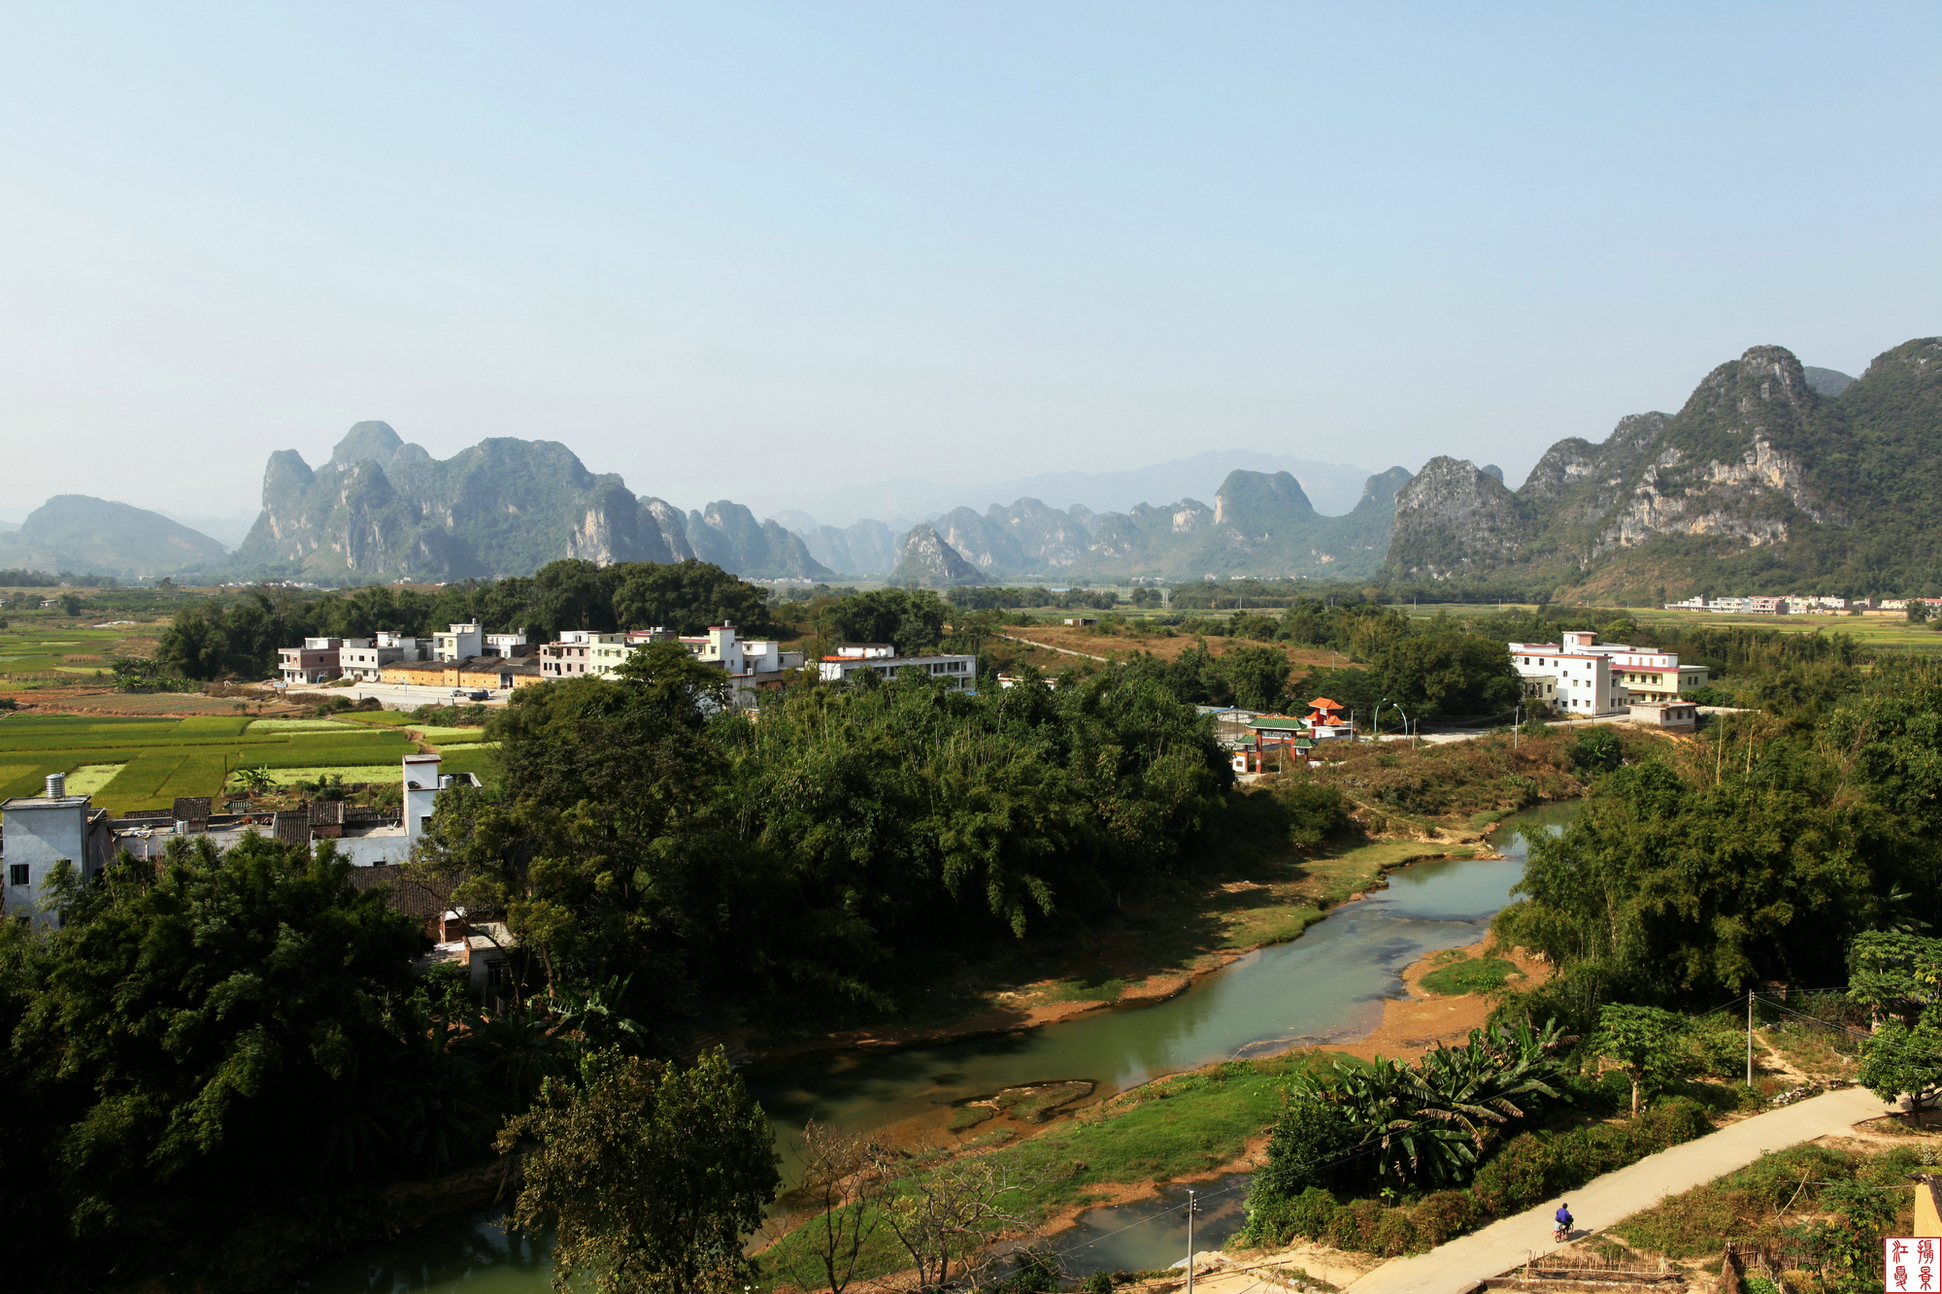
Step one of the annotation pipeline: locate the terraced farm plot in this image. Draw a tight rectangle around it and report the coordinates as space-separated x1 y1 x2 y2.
411 726 488 745
0 764 41 796
64 764 126 796
436 746 500 784
259 766 413 787
0 714 439 812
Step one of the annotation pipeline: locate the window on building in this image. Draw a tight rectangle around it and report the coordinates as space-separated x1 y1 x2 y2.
8 864 28 887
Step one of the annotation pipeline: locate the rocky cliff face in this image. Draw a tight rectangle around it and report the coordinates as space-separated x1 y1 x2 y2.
639 498 695 562
801 518 899 576
932 497 1096 574
237 422 827 581
1386 458 1535 578
684 501 833 580
889 524 985 586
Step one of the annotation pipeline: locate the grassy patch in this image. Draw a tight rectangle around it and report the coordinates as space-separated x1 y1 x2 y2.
436 745 502 790
948 1104 997 1131
759 1054 1323 1289
1418 956 1522 997
1034 975 1128 1005
64 764 126 796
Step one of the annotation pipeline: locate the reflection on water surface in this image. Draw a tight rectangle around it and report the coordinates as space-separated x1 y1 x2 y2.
294 802 1574 1293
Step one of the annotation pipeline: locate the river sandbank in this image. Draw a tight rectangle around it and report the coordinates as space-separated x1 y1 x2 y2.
743 836 1504 1068
761 930 1541 1293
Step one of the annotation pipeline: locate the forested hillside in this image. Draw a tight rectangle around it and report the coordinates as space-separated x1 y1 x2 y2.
1387 337 1942 598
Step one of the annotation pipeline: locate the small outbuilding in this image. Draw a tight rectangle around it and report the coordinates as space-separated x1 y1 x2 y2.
1630 702 1698 732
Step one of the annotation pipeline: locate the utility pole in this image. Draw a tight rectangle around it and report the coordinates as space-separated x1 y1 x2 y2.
1186 1188 1198 1294
1746 991 1754 1087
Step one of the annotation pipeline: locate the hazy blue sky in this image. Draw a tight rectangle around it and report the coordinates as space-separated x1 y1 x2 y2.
2 2 1936 525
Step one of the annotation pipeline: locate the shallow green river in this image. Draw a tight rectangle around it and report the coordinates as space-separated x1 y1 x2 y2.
294 803 1574 1292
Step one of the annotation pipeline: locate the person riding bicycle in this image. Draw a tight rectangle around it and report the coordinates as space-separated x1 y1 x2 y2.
1554 1203 1573 1237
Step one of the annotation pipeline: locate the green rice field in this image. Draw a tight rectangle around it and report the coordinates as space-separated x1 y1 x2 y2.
409 725 489 745
259 765 410 787
0 713 501 813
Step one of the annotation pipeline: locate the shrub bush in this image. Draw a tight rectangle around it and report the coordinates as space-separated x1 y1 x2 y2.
1242 1185 1344 1246
1409 1190 1480 1247
1326 1198 1385 1251
1278 778 1350 851
1369 1209 1421 1257
1567 727 1623 775
1253 1098 1353 1200
1471 1133 1557 1215
1631 1097 1711 1152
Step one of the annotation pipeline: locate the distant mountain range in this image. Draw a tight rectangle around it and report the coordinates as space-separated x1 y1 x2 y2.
6 339 1933 596
810 465 1413 583
0 495 229 577
234 422 832 582
765 450 1378 527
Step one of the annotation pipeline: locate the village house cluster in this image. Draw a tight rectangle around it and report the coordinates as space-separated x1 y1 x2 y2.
277 622 541 693
1664 594 1915 614
0 756 519 1007
271 620 990 708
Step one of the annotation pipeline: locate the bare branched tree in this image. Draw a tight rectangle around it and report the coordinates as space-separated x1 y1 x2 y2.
797 1119 891 1294
872 1151 1043 1294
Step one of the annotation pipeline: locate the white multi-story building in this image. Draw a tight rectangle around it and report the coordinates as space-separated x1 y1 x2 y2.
484 632 530 655
540 630 627 679
818 642 976 692
1508 635 1617 716
1508 630 1709 716
433 623 485 661
339 630 431 680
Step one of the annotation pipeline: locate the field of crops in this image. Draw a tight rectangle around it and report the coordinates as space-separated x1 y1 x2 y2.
0 712 499 813
0 622 167 692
